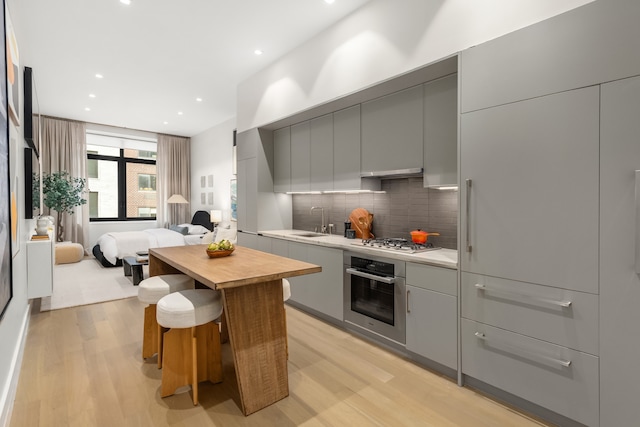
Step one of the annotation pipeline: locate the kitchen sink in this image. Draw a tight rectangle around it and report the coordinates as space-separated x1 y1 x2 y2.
291 232 329 238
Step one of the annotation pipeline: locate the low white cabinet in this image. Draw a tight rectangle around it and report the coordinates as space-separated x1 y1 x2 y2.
405 262 457 370
26 233 54 298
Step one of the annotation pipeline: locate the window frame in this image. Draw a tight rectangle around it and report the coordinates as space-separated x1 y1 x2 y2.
88 148 157 222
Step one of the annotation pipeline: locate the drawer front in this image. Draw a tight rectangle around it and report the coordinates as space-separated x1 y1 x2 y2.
462 319 599 427
406 262 457 296
462 272 598 355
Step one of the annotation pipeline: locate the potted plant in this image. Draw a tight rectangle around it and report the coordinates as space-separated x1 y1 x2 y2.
33 171 87 242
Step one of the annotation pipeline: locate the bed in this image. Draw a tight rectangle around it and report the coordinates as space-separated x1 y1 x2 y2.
92 210 215 267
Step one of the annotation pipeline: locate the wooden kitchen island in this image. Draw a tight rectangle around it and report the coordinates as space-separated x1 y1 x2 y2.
149 244 321 415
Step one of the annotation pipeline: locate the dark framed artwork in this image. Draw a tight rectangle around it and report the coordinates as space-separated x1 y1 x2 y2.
0 0 13 321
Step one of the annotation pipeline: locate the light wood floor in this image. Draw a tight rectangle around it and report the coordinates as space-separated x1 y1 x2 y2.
10 297 552 426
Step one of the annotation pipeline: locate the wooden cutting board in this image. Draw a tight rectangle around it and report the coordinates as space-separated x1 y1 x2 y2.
349 208 374 239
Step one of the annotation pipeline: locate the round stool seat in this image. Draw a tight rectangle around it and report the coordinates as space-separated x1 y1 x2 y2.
282 278 291 302
138 274 194 304
55 243 84 264
157 289 223 329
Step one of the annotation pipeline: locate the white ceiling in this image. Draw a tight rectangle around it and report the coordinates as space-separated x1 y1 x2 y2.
13 0 372 137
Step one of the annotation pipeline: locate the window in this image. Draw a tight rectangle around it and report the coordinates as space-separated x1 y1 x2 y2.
87 133 157 221
138 173 156 191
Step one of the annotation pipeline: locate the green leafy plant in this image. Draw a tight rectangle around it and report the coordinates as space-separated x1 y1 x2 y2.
33 171 87 242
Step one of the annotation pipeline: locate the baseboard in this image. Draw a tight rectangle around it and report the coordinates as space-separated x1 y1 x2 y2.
0 305 30 427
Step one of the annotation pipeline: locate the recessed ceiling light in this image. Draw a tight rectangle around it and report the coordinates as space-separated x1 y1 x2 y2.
89 93 96 98
254 49 263 55
178 111 183 115
95 73 103 79
324 0 335 4
196 97 202 102
85 107 91 111
163 121 169 125
120 0 131 5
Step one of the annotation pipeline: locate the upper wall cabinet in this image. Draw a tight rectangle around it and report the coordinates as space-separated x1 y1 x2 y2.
361 85 423 174
290 121 311 192
273 127 291 193
310 114 333 191
460 1 640 113
423 74 457 188
333 105 367 191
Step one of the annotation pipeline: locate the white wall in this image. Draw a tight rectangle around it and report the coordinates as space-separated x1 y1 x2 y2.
1 1 34 425
237 0 593 131
190 117 237 228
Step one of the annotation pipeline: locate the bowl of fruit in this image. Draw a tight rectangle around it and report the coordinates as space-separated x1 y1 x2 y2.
206 239 235 258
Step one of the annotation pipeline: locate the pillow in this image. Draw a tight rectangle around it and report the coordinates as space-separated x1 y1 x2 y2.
187 224 210 235
215 227 237 244
201 230 216 244
178 223 210 235
169 225 188 235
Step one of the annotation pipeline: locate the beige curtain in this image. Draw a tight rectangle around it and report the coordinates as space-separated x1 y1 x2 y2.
156 134 190 227
33 116 89 248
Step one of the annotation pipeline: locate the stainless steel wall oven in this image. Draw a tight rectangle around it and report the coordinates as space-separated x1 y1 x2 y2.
343 252 406 345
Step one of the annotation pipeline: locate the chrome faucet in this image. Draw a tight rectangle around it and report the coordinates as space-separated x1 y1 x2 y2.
310 206 327 233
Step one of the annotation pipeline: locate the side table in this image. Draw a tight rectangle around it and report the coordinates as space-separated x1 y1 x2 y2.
123 256 148 285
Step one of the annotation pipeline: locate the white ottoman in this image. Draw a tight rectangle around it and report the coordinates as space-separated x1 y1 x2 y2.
157 289 224 405
137 274 194 364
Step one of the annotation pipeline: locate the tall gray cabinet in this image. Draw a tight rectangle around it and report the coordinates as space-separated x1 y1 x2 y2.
599 75 640 426
459 87 600 427
458 1 640 425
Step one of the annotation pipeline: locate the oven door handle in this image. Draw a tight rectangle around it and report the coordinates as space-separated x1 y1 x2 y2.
346 268 396 284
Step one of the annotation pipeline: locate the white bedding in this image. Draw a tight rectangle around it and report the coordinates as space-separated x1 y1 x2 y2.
96 228 204 265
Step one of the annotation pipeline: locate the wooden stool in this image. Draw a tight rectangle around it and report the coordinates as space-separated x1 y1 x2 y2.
156 289 224 405
137 274 194 366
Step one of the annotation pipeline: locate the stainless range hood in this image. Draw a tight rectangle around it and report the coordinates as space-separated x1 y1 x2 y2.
361 167 423 179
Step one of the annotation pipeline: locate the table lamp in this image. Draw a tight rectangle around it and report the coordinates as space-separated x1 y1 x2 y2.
210 209 222 230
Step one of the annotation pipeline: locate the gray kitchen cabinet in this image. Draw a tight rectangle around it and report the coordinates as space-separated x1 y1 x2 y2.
236 128 292 233
273 127 291 193
460 86 599 294
333 105 362 190
361 85 423 174
257 235 272 253
310 114 333 191
286 242 342 321
599 75 640 426
461 272 599 356
462 319 599 427
290 121 311 192
405 262 457 370
460 1 640 113
237 230 258 249
423 74 457 188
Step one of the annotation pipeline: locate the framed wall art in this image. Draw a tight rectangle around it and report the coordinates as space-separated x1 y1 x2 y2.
230 178 237 221
1 0 14 321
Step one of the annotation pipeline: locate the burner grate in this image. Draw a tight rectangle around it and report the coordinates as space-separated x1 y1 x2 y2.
354 237 441 253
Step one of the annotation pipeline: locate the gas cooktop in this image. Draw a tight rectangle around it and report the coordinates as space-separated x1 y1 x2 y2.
350 237 441 254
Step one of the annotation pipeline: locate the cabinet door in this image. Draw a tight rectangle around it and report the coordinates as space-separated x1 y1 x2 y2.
287 242 343 320
600 75 640 426
257 235 272 253
236 157 257 232
460 87 599 294
361 85 423 173
310 114 333 191
406 285 457 370
273 127 291 193
333 105 361 190
290 121 310 192
423 74 457 188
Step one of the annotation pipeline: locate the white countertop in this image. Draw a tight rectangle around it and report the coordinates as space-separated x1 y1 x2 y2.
258 229 458 269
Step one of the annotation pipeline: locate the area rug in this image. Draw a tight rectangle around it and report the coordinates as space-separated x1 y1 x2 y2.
40 257 146 311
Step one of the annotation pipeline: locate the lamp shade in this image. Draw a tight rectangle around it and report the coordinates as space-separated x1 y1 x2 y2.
167 194 188 204
210 209 222 223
